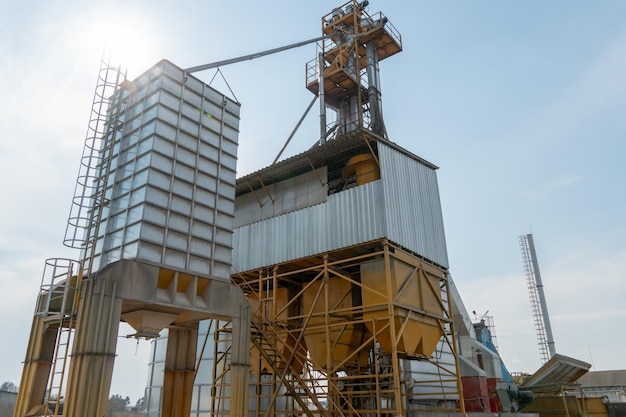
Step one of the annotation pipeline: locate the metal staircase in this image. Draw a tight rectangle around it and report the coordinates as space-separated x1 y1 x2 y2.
212 313 329 417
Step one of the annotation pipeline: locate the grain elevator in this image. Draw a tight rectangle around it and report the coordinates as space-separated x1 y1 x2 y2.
14 2 474 417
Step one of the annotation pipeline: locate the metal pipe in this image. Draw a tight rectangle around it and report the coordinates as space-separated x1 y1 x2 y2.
273 96 317 164
526 234 557 358
365 41 383 134
185 35 331 73
318 52 326 144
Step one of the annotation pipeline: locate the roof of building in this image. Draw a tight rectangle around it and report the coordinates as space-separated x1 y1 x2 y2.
235 129 438 196
521 354 591 389
578 370 626 388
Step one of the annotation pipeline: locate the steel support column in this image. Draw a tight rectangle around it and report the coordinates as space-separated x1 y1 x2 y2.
162 325 199 417
229 298 251 417
383 240 404 416
226 239 462 417
13 315 56 417
63 278 122 417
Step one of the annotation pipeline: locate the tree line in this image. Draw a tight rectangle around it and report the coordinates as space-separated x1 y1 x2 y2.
1 381 144 417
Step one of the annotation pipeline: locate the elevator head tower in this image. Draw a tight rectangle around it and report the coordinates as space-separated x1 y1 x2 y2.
306 0 401 141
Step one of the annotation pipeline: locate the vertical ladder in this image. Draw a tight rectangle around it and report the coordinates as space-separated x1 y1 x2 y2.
38 52 127 416
45 318 74 415
519 235 550 364
35 258 80 416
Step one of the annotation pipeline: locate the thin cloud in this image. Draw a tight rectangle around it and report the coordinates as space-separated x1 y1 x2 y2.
546 174 585 190
553 309 626 323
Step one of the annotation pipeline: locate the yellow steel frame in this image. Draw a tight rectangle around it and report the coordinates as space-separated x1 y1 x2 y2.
523 385 611 417
214 239 465 417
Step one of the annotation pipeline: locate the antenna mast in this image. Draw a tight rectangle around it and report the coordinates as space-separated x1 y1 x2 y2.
519 233 556 364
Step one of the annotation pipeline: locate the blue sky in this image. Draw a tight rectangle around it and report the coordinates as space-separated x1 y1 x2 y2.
1 0 625 403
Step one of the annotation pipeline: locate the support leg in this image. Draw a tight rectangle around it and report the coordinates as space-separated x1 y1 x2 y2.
162 324 198 417
229 291 251 417
13 315 56 417
63 278 122 417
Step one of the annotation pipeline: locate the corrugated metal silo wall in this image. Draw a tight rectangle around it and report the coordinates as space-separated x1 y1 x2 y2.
232 142 449 272
378 142 449 268
94 60 240 280
232 180 385 273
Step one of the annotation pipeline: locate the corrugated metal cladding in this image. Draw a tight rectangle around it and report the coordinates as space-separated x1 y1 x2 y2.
232 141 449 272
95 60 240 281
234 167 328 228
232 180 385 274
378 142 449 268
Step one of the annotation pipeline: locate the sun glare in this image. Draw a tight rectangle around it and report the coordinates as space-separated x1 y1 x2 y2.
82 9 160 78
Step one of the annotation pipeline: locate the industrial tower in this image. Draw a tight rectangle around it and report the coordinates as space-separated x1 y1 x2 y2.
519 234 556 365
206 2 465 416
305 0 401 140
